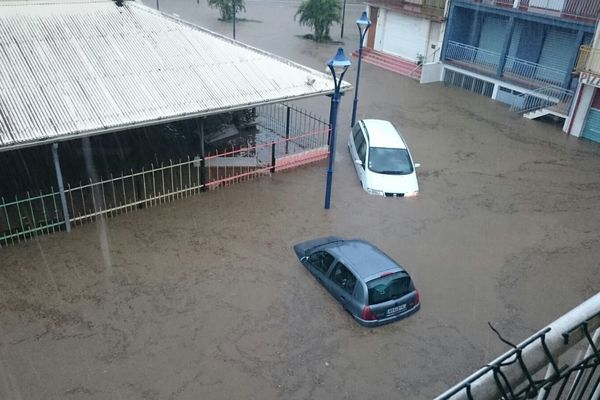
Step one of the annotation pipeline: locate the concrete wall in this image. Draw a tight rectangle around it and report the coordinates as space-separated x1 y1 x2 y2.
565 84 595 137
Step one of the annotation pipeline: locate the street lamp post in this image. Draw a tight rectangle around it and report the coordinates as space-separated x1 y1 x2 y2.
350 11 372 128
324 48 351 210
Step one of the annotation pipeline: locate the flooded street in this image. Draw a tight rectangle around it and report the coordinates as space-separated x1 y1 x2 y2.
1 1 600 399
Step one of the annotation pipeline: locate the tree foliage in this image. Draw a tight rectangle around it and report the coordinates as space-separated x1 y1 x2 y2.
207 0 246 21
295 0 341 42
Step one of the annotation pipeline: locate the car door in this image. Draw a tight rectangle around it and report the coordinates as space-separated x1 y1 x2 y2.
305 250 335 284
349 123 367 186
327 261 359 311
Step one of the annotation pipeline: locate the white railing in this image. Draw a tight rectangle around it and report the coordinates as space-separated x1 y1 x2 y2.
504 56 567 86
437 292 600 400
460 0 600 21
445 41 501 71
509 85 573 114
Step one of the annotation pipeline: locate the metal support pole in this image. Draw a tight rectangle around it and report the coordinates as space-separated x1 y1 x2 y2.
232 0 236 40
198 118 206 192
51 143 71 232
285 106 291 154
156 0 159 10
340 0 347 39
271 143 276 173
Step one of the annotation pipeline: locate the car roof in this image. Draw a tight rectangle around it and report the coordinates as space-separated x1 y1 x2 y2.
361 119 407 149
325 239 405 280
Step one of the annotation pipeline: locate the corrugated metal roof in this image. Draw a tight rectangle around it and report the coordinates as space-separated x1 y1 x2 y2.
0 0 351 151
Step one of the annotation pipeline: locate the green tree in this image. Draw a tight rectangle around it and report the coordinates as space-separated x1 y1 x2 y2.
295 0 341 42
207 0 245 21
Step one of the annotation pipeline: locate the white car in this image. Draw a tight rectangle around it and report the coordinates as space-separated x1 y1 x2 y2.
347 119 420 197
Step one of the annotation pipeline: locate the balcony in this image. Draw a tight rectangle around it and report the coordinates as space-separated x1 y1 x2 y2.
367 0 446 19
445 41 569 88
458 0 600 23
575 45 600 76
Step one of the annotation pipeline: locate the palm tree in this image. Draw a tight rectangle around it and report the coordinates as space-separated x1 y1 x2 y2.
295 0 341 42
207 0 245 21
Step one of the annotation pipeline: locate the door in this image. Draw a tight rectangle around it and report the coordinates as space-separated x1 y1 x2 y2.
306 250 335 283
582 89 600 143
327 261 358 310
366 6 378 49
476 15 505 67
381 12 425 60
536 28 577 85
349 123 367 187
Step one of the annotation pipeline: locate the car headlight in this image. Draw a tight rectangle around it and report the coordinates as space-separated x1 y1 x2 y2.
366 188 385 196
404 191 418 198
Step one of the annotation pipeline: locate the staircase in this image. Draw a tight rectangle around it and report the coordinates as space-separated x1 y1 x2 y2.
510 85 574 121
354 48 422 81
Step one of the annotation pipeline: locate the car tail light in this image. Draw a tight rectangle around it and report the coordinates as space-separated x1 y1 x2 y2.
414 289 420 305
361 306 377 321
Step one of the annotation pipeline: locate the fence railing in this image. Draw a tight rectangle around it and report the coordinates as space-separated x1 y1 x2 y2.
445 42 570 89
509 85 573 114
504 56 566 86
461 0 600 22
0 104 330 247
445 41 502 72
575 45 600 75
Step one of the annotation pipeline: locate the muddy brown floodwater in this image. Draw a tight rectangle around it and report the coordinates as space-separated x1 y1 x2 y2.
1 1 600 399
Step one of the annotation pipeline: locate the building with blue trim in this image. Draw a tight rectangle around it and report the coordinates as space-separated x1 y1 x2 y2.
440 0 598 120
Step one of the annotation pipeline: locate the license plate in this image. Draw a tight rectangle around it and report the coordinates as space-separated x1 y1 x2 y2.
386 304 407 316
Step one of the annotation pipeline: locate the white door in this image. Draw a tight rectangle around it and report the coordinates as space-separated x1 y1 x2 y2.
381 12 426 61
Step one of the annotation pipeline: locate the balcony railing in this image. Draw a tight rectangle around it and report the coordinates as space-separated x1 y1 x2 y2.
575 45 600 76
369 0 446 18
459 0 600 23
445 41 502 73
504 56 566 85
445 41 569 88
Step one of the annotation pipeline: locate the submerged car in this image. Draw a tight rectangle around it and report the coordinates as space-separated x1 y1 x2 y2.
348 119 420 197
293 236 420 327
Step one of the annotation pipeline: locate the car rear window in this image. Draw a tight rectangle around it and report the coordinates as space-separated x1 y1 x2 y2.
367 272 414 305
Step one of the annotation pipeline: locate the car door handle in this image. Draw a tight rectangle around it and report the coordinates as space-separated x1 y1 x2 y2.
340 296 347 303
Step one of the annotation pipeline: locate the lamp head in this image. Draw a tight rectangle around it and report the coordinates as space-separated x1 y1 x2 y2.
327 47 351 78
356 11 371 34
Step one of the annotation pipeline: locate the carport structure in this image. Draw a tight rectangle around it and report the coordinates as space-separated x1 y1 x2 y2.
0 0 351 246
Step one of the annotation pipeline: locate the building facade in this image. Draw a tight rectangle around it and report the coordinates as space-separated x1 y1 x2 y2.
364 0 447 63
566 25 600 142
440 0 598 117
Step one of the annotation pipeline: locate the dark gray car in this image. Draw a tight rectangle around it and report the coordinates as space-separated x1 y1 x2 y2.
293 237 420 327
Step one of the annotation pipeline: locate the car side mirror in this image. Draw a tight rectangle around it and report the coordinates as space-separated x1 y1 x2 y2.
414 163 421 168
354 159 363 166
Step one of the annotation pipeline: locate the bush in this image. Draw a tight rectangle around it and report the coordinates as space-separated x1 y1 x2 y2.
295 0 341 42
207 0 245 21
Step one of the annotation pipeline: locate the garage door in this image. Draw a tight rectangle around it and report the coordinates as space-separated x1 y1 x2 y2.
381 12 425 60
582 108 600 143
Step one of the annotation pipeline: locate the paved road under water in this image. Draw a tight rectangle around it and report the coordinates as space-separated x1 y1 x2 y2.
1 1 600 399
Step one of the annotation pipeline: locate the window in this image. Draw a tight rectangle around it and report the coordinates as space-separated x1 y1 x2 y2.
352 123 362 142
330 262 357 294
368 147 413 175
367 273 414 305
356 131 367 166
308 251 334 274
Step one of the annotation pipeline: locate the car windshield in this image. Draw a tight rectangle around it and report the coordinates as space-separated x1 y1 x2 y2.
367 272 414 305
368 147 413 175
